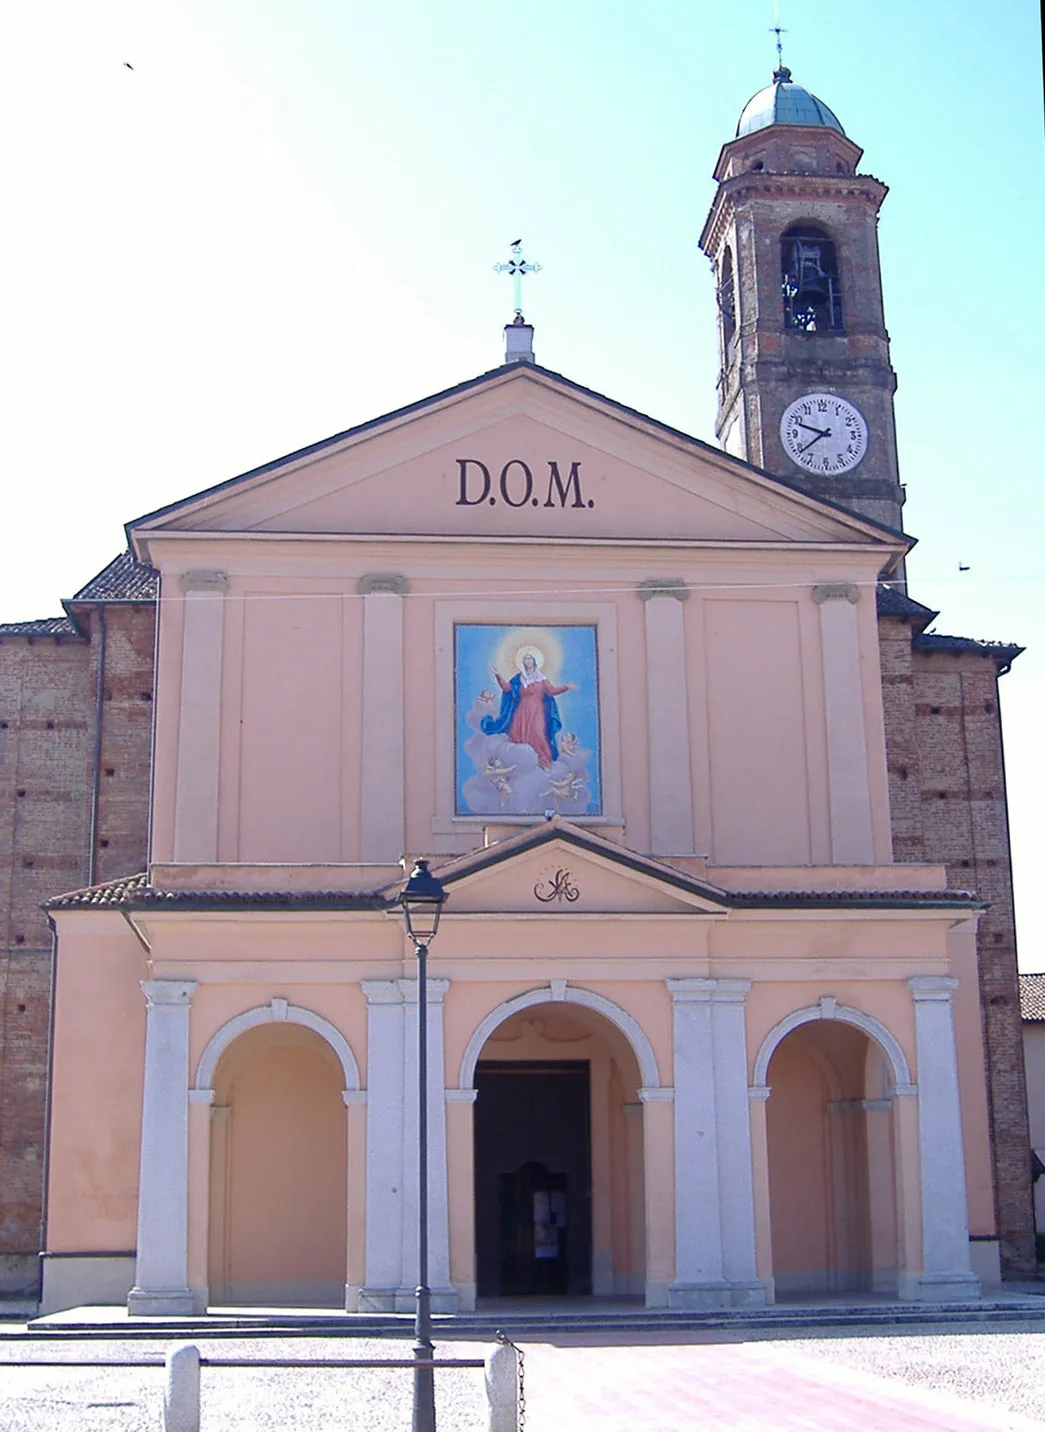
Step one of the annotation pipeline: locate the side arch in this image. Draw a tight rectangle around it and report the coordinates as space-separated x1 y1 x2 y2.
457 983 661 1091
194 998 361 1093
751 998 913 1093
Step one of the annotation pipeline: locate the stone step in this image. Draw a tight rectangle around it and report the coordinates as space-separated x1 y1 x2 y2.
12 1297 1045 1342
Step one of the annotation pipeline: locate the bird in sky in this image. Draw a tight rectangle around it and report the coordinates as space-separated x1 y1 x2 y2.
123 61 134 70
511 239 521 247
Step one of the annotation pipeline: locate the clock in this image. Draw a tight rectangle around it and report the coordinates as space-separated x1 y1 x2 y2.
779 393 868 474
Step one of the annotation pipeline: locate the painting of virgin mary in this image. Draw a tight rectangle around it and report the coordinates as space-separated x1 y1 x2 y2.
455 625 600 816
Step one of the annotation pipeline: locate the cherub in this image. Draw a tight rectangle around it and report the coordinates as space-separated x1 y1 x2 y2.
558 731 580 756
483 757 516 807
540 772 586 804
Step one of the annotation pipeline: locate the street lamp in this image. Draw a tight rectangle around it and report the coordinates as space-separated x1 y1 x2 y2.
398 857 448 1432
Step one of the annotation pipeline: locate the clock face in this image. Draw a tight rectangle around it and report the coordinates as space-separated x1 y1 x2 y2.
780 393 868 474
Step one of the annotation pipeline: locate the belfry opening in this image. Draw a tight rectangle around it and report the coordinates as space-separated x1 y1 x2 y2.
471 1003 646 1301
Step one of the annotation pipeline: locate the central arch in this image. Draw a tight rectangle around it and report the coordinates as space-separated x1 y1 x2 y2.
458 983 661 1092
461 984 656 1302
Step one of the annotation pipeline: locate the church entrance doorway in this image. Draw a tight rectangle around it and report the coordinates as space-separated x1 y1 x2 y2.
471 1002 646 1300
765 1019 898 1296
475 1061 591 1297
207 1022 347 1306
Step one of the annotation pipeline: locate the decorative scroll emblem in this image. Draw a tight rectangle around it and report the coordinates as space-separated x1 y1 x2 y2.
533 868 580 904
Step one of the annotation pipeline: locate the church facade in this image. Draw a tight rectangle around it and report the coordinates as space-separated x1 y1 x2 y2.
1 69 1032 1312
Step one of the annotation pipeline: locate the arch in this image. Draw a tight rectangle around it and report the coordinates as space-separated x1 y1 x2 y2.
458 983 661 1092
751 999 912 1093
780 222 843 332
194 999 361 1093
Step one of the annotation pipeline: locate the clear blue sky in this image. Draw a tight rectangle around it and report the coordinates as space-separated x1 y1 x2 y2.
2 0 1042 961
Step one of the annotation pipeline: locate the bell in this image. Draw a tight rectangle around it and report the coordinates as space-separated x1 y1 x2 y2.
795 274 829 308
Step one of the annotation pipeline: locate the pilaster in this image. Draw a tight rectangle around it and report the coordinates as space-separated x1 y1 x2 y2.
173 572 227 861
666 978 766 1308
813 583 875 863
639 580 695 856
359 576 407 862
128 980 199 1315
905 976 979 1300
358 981 406 1311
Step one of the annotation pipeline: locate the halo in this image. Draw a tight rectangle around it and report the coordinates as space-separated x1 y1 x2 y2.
493 626 564 682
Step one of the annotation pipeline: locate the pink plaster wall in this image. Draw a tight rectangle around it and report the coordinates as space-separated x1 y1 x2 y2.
212 1025 347 1303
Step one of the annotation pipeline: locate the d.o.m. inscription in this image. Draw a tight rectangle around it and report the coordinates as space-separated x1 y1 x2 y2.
456 459 595 510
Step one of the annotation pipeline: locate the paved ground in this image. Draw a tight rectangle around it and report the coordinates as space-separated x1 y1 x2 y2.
2 1323 1045 1429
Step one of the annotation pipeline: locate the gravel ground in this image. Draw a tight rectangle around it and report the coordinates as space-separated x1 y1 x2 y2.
0 1337 491 1431
1 1324 1045 1430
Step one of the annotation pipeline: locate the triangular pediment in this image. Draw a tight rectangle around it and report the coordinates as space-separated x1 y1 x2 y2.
432 821 730 916
130 366 901 553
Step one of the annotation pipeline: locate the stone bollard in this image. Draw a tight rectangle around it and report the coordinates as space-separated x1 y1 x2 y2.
163 1343 201 1432
485 1339 519 1432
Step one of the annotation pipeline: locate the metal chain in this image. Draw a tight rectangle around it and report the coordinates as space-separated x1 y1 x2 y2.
495 1330 526 1432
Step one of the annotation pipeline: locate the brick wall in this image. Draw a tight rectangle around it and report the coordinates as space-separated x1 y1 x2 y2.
0 631 91 1293
0 603 155 1294
910 642 1035 1275
880 610 1035 1276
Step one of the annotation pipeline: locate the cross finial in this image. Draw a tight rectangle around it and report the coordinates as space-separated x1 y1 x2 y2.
493 240 542 322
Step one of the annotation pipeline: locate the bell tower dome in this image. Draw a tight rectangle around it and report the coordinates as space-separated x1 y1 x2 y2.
700 68 903 533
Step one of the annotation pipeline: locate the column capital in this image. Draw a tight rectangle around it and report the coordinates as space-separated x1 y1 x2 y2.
811 581 860 605
445 1088 478 1104
178 569 228 593
357 572 410 595
397 977 450 1005
639 1086 674 1102
667 977 751 1004
637 577 689 602
140 980 197 1007
188 1088 214 1106
908 975 959 1002
361 980 404 1005
342 1089 368 1106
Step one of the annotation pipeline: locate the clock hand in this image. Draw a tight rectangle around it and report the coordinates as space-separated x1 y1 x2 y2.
798 429 831 454
795 421 830 437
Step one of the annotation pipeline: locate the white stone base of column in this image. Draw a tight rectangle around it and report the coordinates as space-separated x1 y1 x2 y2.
668 1279 769 1309
644 1278 671 1308
344 1284 362 1312
356 1285 398 1312
897 1271 981 1302
392 1284 460 1314
127 1285 198 1316
455 1281 477 1311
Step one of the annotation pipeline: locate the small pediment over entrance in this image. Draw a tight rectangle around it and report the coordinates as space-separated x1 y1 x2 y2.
434 820 730 917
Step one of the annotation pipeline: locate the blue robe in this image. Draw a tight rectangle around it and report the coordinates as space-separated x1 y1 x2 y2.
481 674 562 763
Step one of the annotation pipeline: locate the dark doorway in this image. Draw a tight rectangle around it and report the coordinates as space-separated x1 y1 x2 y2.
475 1061 591 1297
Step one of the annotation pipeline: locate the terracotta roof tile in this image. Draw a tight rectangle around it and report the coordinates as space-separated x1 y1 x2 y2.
0 616 79 638
1020 973 1045 1021
915 633 1023 669
69 551 158 604
47 872 389 911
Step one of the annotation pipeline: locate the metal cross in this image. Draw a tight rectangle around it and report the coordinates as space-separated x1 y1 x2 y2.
493 240 542 321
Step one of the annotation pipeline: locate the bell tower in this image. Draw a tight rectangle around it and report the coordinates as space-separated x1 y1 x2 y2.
700 68 904 533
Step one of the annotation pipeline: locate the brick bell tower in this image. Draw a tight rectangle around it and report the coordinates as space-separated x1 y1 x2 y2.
700 67 904 535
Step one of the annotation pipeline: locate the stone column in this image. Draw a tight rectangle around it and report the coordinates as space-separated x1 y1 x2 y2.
359 575 408 863
359 981 406 1311
399 977 456 1312
639 580 694 856
812 582 874 863
710 981 762 1300
907 976 980 1299
128 980 198 1315
666 979 723 1300
173 571 227 862
667 978 765 1308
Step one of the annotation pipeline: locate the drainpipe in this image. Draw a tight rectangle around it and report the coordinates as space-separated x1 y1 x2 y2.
86 605 106 887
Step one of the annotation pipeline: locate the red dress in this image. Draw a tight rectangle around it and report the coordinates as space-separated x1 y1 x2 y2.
495 674 569 769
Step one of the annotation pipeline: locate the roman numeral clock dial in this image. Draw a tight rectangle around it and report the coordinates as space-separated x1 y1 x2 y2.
780 393 868 474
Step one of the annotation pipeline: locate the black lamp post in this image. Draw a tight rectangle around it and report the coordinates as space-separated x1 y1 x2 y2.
398 857 448 1432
